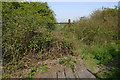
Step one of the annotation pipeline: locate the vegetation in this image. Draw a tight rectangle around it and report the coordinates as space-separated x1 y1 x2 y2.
27 63 49 78
59 57 76 70
72 6 120 78
2 2 73 78
2 2 56 63
52 6 120 78
2 1 120 79
96 65 120 79
72 6 119 63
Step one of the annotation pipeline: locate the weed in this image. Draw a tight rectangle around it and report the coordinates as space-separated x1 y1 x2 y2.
58 57 76 72
27 66 37 78
39 63 49 73
26 63 49 78
40 66 49 73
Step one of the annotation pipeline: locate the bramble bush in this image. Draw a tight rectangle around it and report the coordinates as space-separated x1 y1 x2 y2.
2 2 56 63
2 2 73 78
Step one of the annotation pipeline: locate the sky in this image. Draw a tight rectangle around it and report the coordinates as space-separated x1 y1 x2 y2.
23 0 119 2
47 2 118 22
22 0 119 22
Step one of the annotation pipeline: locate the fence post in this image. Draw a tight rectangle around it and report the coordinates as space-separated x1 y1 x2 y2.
68 19 70 32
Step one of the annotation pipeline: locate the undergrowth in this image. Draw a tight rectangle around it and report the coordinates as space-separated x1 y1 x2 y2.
2 2 119 79
71 6 119 79
53 6 120 78
2 2 73 78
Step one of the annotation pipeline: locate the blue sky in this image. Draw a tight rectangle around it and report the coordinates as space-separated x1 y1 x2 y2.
23 0 119 22
47 2 118 22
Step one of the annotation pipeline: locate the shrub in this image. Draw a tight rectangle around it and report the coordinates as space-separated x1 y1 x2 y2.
90 43 119 64
73 7 118 45
2 2 56 62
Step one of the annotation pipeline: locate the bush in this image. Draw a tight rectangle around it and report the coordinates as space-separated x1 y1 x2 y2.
2 2 56 62
2 2 74 78
73 7 118 45
90 43 119 64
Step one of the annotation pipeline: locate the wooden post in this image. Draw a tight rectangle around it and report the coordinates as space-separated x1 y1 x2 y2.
68 19 70 32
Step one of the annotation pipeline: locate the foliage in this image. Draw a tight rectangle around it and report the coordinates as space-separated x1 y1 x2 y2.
27 63 49 78
39 63 49 73
2 2 73 78
2 2 119 79
59 57 76 72
72 6 119 64
96 65 120 79
27 66 37 78
2 2 56 63
73 7 118 45
91 43 120 64
59 58 69 64
71 6 120 79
